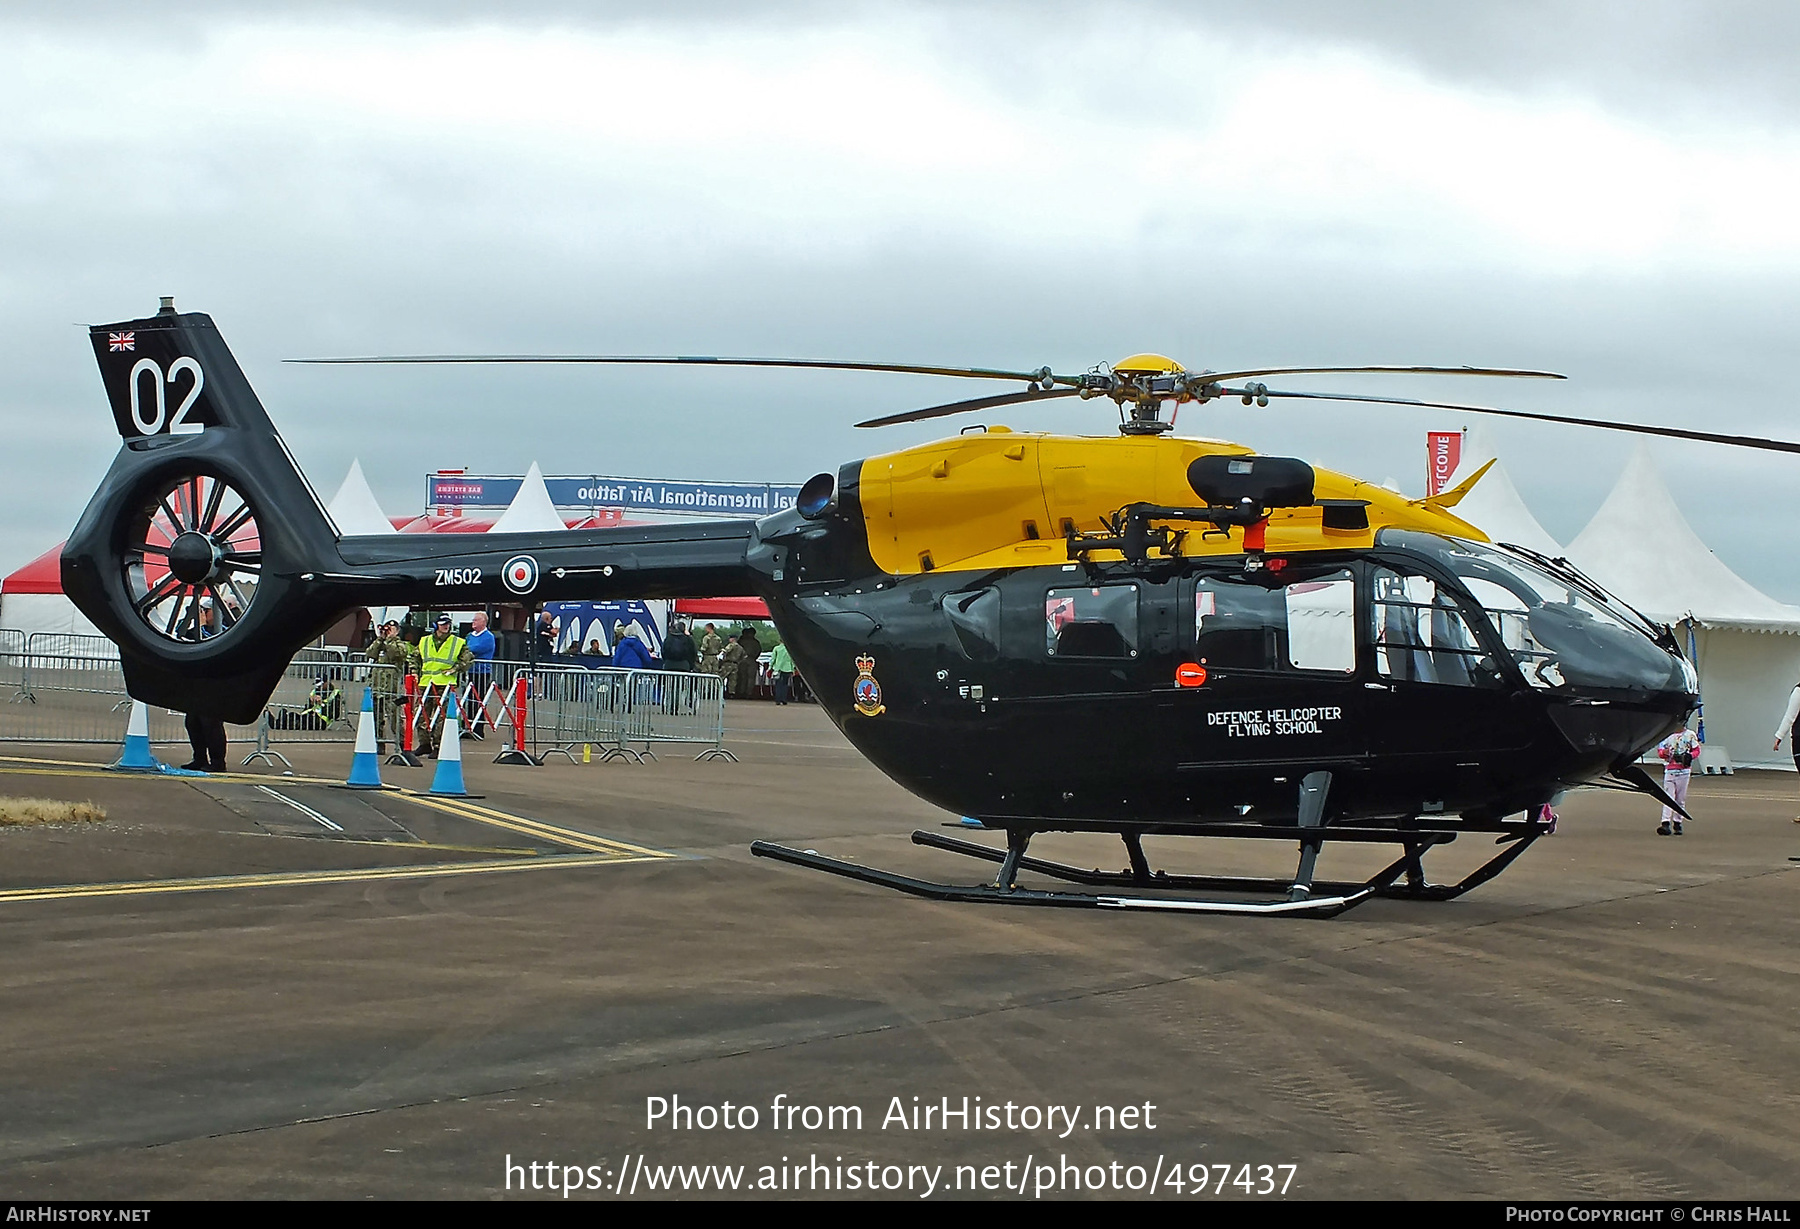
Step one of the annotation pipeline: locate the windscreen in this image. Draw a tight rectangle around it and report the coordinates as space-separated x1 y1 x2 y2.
1377 532 1681 694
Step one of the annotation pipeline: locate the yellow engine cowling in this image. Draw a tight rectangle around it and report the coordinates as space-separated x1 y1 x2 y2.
856 429 1487 575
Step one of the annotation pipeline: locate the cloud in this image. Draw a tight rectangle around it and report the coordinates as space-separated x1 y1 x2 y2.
6 4 1800 604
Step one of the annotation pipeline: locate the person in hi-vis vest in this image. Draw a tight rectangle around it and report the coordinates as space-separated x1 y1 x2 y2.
416 613 473 756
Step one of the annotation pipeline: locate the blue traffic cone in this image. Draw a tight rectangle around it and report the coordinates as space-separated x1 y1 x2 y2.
340 687 385 789
108 701 169 773
428 692 472 797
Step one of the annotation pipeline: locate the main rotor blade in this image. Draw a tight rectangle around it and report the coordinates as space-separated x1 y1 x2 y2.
290 353 1066 385
855 386 1081 429
1200 365 1564 385
1236 388 1800 455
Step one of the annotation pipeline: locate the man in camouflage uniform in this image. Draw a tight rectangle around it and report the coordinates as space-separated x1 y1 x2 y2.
365 619 416 751
718 631 745 698
699 623 724 675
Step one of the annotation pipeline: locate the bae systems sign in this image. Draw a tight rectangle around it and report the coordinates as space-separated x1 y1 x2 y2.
427 474 803 515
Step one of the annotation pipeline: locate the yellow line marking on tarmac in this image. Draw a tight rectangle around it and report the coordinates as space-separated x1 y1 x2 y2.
0 756 673 860
403 794 666 858
0 853 664 905
0 753 131 768
330 839 548 857
0 765 156 782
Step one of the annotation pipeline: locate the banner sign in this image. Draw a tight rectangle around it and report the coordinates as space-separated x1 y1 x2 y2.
427 475 803 516
1426 431 1463 497
543 600 666 659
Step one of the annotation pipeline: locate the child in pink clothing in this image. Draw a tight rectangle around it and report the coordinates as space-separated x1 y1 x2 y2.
1654 725 1700 835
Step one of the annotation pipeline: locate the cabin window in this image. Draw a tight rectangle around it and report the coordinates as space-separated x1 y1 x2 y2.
1284 573 1356 673
1195 578 1284 669
1370 567 1497 687
1194 570 1356 673
1045 585 1138 658
944 587 1001 661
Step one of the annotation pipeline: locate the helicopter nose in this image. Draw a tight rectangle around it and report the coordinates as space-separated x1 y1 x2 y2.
1547 689 1694 760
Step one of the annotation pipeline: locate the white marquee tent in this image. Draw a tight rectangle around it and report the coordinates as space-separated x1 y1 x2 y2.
489 462 567 534
1563 446 1800 770
325 458 397 537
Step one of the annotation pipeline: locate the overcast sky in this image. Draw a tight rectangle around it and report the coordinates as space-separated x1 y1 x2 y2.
7 2 1800 596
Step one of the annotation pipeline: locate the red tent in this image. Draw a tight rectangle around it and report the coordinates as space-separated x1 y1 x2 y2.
675 597 771 620
2 543 64 595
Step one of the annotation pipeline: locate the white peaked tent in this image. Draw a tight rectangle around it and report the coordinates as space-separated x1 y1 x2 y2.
326 459 396 537
489 462 567 534
1439 430 1563 557
1565 446 1800 769
327 461 407 629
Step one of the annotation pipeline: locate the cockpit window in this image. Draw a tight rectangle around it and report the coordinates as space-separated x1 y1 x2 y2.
1376 531 1680 693
1370 567 1499 688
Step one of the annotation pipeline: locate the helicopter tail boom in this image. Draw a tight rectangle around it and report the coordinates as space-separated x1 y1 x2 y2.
62 303 761 723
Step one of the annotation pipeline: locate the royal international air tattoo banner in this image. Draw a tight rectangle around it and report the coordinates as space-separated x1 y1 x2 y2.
428 475 802 516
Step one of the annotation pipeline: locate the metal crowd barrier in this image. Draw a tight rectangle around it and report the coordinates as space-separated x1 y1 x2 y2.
9 631 120 704
511 660 733 762
0 628 364 748
0 631 733 763
0 629 24 701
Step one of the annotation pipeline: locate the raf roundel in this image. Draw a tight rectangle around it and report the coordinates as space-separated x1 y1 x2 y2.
502 554 539 595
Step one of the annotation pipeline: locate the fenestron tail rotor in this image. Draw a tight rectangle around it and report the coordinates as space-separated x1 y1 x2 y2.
126 473 262 643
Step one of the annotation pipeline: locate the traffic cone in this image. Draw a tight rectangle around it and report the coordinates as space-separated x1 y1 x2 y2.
108 701 167 773
428 692 473 797
338 687 385 790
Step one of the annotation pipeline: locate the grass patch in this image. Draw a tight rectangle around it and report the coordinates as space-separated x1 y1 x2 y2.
0 798 107 826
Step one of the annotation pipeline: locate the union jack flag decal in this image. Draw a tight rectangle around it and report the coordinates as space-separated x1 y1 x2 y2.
108 332 135 352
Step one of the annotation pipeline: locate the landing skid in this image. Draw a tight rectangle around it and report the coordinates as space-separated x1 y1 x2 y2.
750 770 1545 917
749 839 1374 917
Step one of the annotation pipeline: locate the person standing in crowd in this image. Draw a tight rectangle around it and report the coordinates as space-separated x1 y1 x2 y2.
611 621 652 671
1774 680 1800 822
719 631 744 697
770 638 796 706
1655 721 1701 836
465 611 496 740
365 618 415 751
416 613 472 757
735 624 763 700
699 623 724 676
181 596 228 771
663 620 698 673
534 608 557 662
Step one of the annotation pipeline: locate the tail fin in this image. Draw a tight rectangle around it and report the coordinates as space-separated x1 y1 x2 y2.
1415 458 1494 511
64 301 348 721
63 301 761 722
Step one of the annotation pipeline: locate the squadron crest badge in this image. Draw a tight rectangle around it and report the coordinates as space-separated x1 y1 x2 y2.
852 654 886 717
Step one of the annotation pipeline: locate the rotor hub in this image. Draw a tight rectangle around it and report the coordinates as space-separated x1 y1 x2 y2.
167 531 221 584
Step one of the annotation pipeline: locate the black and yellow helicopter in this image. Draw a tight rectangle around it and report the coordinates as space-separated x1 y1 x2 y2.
62 301 1800 916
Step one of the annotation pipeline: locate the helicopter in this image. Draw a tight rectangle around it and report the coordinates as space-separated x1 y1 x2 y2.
61 299 1799 917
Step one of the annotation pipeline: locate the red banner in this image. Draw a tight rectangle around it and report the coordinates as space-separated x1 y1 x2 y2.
1426 431 1463 497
